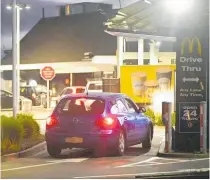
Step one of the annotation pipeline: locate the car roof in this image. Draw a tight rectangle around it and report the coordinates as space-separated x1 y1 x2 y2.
62 92 126 100
64 86 85 89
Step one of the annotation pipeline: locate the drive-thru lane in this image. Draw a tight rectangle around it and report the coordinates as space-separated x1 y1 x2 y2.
2 127 208 179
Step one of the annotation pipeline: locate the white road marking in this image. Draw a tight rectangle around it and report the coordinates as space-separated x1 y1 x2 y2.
1 158 88 172
118 157 210 168
47 158 88 163
31 150 47 157
115 157 159 168
73 168 210 179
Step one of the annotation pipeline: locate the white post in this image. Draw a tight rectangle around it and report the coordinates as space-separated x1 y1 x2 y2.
116 36 124 79
138 39 144 65
12 0 18 117
200 101 207 154
149 43 158 65
47 80 50 109
70 73 73 86
123 38 126 53
162 102 172 153
16 6 20 111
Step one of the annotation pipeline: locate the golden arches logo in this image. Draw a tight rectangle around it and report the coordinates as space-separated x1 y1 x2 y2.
181 37 202 56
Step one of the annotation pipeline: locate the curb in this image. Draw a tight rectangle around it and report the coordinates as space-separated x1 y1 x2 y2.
135 168 209 179
157 140 209 158
2 141 46 162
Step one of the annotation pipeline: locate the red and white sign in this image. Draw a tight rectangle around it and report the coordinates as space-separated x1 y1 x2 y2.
40 66 55 81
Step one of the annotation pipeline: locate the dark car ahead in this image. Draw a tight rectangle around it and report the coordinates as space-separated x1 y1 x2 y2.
45 93 153 158
0 90 30 110
20 85 47 107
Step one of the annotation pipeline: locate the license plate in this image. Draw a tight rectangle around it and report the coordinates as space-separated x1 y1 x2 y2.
65 137 83 143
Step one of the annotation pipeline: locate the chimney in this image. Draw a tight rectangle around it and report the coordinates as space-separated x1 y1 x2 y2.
42 8 45 18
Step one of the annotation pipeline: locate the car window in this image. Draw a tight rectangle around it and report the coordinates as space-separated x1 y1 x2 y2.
20 87 27 96
59 89 66 96
56 97 105 115
20 87 36 95
1 90 12 97
110 99 128 114
124 98 136 113
76 88 85 93
64 88 73 95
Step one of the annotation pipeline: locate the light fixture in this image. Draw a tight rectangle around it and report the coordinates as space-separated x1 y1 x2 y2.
143 0 152 4
164 0 194 15
156 41 161 46
6 5 12 10
25 5 31 10
6 4 31 10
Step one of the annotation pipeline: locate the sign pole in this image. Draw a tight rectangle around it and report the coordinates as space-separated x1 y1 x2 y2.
47 80 50 109
12 0 17 117
200 101 207 153
162 102 172 153
40 66 55 109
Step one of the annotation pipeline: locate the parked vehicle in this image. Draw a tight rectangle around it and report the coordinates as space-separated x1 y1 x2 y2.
45 92 153 158
0 90 30 110
54 86 86 104
86 80 103 92
20 85 47 106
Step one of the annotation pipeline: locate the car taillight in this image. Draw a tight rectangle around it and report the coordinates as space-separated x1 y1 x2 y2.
96 116 118 129
46 115 58 129
32 93 36 99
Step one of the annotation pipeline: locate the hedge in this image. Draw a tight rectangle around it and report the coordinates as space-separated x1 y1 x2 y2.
144 108 176 126
1 114 40 154
16 114 40 139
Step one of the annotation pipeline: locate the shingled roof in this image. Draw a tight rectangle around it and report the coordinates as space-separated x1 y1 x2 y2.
2 11 117 65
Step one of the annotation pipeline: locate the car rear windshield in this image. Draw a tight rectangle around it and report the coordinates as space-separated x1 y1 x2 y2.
56 97 105 115
20 87 36 96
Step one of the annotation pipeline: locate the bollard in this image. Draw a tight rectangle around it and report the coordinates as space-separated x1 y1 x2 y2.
200 101 207 154
162 102 172 153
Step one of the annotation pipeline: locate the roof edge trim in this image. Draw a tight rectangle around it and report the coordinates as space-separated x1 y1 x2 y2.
104 30 177 42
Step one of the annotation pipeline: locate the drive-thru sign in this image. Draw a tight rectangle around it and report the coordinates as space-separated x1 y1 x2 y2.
40 66 55 109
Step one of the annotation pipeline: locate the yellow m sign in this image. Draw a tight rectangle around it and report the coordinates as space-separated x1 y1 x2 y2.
181 36 202 56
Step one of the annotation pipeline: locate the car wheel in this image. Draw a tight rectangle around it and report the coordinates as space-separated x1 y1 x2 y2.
47 143 61 158
142 126 152 148
116 130 125 156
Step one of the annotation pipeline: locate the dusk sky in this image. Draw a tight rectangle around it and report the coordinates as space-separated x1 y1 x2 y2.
1 0 138 52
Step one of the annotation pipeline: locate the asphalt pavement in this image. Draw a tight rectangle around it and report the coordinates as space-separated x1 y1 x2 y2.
1 127 209 179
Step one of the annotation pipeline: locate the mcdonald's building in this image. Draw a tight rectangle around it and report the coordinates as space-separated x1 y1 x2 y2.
103 0 209 152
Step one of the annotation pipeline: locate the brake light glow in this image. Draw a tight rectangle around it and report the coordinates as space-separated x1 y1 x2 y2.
46 115 58 129
104 117 115 125
96 117 117 129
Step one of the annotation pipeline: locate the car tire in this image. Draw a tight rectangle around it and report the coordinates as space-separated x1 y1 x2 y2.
47 143 61 158
116 130 125 156
142 126 152 148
